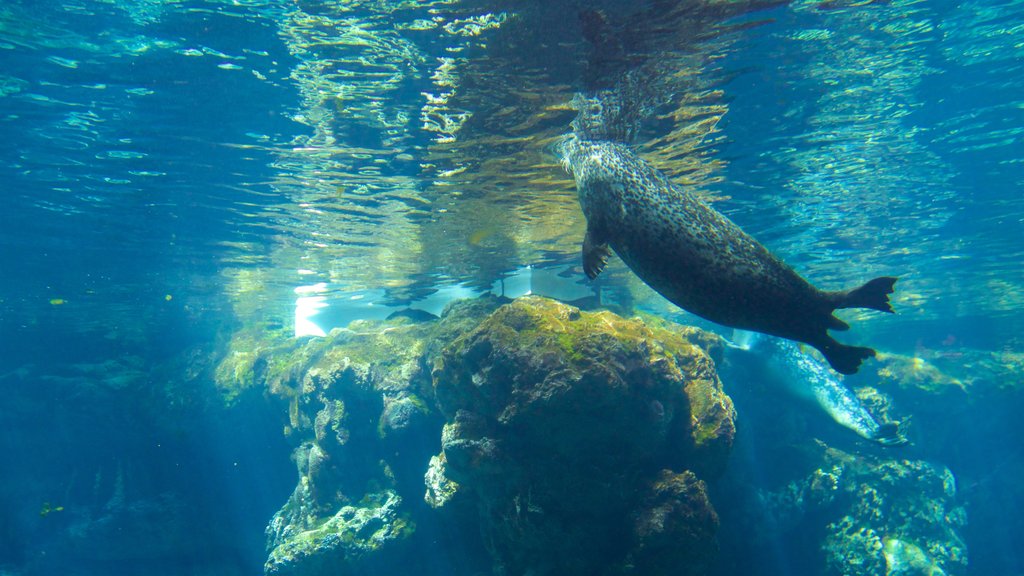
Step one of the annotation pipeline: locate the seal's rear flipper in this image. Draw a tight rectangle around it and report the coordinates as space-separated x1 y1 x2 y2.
818 337 875 375
837 276 898 313
871 422 908 446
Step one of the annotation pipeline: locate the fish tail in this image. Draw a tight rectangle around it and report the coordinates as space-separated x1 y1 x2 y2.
834 276 898 313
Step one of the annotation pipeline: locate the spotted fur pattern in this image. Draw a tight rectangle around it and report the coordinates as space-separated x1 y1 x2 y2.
560 135 888 374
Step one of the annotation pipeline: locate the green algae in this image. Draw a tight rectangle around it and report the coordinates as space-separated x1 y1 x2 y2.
213 326 300 405
437 296 735 464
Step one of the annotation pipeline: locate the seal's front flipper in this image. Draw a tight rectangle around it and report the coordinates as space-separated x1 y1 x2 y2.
583 229 612 280
836 276 898 313
816 335 875 375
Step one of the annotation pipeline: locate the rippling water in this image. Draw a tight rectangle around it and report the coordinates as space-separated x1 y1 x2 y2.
3 0 1021 353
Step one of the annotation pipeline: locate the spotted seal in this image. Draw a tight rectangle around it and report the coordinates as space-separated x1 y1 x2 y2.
730 330 905 445
560 135 897 375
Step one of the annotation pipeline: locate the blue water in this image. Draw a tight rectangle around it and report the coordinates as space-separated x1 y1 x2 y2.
1 0 1022 574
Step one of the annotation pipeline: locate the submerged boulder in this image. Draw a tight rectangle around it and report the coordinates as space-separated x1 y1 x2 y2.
429 296 734 575
215 295 736 575
255 322 447 576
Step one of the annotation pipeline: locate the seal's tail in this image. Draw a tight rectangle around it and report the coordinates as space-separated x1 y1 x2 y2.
814 334 875 375
835 276 898 313
822 343 875 375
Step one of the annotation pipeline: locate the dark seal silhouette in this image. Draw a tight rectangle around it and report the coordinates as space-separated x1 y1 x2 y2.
560 136 896 375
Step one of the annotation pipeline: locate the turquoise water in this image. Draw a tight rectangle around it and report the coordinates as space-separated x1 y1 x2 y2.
1 1 1022 575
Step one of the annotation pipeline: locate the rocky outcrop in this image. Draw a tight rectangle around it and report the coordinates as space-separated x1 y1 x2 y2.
213 295 735 576
429 296 734 575
265 488 412 576
868 349 1024 575
713 345 987 576
716 445 968 576
216 297 508 576
818 454 966 576
252 312 461 576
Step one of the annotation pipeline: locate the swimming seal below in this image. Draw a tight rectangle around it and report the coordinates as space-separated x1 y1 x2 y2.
560 135 897 375
729 330 906 445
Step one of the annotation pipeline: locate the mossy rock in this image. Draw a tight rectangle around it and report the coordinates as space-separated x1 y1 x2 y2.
434 296 735 473
431 296 733 575
265 490 414 576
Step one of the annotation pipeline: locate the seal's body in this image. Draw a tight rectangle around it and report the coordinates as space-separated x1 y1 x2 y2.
730 331 905 445
561 136 896 375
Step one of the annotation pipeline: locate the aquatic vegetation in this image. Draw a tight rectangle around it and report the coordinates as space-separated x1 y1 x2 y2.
213 327 297 405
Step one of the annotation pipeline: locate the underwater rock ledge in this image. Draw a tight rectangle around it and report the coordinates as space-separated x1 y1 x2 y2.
216 295 735 576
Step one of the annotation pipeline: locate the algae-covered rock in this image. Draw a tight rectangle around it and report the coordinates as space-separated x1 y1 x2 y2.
820 455 966 576
434 296 735 472
717 446 966 576
215 295 735 575
430 296 734 575
258 325 434 576
711 338 988 576
228 296 504 576
423 454 460 509
265 490 413 576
